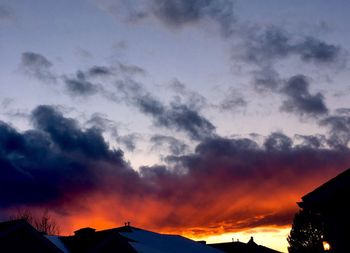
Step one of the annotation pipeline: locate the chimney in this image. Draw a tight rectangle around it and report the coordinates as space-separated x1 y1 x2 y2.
74 227 96 237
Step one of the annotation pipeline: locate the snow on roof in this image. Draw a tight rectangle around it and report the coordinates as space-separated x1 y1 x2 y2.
120 228 224 253
45 235 70 253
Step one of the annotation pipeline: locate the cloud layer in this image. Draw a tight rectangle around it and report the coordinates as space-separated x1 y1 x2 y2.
1 105 350 236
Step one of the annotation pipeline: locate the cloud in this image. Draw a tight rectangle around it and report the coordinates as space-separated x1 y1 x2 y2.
152 0 236 35
116 133 139 151
280 75 328 117
97 0 236 36
64 71 101 96
296 37 343 64
88 66 113 77
251 67 281 92
118 63 146 76
320 114 350 148
1 106 350 236
0 105 136 208
170 79 207 110
157 133 350 232
242 26 344 67
295 134 327 149
32 106 120 161
116 79 216 140
79 63 145 80
251 71 328 118
86 113 139 152
0 5 14 23
334 108 350 116
263 132 292 151
150 134 189 155
219 88 247 112
20 52 56 83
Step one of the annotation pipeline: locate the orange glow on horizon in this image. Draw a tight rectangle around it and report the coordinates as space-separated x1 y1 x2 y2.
25 167 341 253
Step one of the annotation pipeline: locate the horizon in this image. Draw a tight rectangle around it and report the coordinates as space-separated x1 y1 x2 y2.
1 1 350 253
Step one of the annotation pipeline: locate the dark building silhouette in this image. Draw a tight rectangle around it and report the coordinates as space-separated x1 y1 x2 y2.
0 219 282 253
0 219 63 253
0 219 224 253
298 168 350 252
209 236 281 253
58 225 138 253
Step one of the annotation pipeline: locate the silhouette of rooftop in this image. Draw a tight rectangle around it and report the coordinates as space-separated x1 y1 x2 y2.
209 236 281 253
299 168 350 209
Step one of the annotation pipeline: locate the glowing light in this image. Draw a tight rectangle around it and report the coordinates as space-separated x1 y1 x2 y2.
323 241 330 251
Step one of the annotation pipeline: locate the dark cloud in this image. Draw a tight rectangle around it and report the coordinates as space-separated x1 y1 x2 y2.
99 0 236 36
64 71 101 96
20 52 56 83
116 79 216 140
295 134 327 149
87 64 145 77
296 37 342 64
88 66 113 76
320 115 350 148
158 133 350 231
0 105 136 208
1 106 350 234
280 75 328 117
264 132 292 151
148 100 215 141
152 0 236 36
32 106 119 161
243 27 292 65
151 134 189 155
242 26 343 66
251 70 328 118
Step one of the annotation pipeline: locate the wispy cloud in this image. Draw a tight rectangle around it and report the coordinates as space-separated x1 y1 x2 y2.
97 0 236 36
20 52 57 83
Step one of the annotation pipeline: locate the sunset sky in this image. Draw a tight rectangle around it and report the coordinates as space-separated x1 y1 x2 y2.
1 1 350 252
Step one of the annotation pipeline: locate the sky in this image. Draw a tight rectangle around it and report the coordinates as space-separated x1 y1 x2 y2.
1 0 350 252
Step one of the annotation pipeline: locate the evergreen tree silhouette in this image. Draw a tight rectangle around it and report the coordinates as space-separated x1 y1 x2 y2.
288 209 325 253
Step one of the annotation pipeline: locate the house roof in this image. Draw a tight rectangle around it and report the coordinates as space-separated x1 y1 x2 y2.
0 219 63 253
0 219 27 235
299 168 350 209
0 220 279 253
50 225 224 253
119 226 223 253
209 237 281 253
60 227 137 253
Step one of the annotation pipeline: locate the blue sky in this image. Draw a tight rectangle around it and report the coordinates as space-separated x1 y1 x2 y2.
1 1 350 251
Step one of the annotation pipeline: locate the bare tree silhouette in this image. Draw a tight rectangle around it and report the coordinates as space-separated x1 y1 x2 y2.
10 209 60 235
